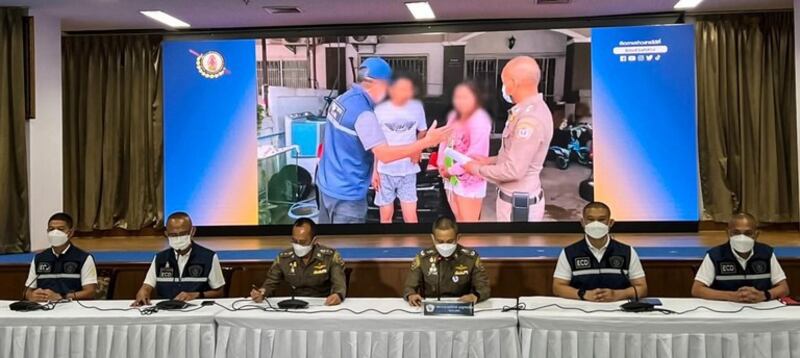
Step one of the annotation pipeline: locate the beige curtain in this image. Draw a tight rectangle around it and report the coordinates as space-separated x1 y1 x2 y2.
63 35 163 231
0 7 30 253
696 12 798 223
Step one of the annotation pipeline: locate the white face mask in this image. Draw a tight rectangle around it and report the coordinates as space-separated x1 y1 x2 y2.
584 221 609 239
434 242 457 258
501 84 514 104
293 242 314 257
47 230 69 247
730 234 755 253
168 235 192 251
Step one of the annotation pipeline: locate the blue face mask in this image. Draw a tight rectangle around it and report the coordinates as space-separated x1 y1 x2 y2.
501 84 514 104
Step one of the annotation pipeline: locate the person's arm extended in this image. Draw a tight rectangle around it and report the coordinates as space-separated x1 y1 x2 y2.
769 280 790 300
552 278 580 299
691 281 738 301
132 284 154 306
67 284 98 300
260 260 284 298
616 277 647 300
359 109 452 164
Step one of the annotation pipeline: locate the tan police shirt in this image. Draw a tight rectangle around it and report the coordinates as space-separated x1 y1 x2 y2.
478 94 553 195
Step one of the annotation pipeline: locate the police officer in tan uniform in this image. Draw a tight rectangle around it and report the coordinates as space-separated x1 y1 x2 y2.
464 56 554 222
250 218 347 306
403 217 490 306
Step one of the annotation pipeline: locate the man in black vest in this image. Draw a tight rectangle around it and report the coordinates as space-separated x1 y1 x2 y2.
552 202 648 302
692 213 789 302
24 212 97 302
132 212 225 306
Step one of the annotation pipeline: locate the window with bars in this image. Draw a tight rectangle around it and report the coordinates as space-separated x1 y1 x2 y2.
361 55 428 95
257 60 311 89
465 57 557 102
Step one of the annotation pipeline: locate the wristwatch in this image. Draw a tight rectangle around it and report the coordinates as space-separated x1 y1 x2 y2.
198 291 205 299
763 289 772 301
578 288 586 301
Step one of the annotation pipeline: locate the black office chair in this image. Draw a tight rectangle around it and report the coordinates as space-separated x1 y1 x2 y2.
222 266 243 297
344 267 353 293
95 267 118 300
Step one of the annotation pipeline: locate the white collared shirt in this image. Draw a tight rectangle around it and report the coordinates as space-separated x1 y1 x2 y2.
25 244 98 289
143 248 225 290
694 246 786 286
553 236 645 281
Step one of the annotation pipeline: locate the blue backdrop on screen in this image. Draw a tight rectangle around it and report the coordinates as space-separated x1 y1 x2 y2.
591 24 699 221
163 40 257 225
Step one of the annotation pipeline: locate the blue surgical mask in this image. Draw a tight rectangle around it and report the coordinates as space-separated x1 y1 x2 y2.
501 84 514 104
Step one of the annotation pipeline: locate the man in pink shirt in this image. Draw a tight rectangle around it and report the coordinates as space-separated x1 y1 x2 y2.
464 56 553 222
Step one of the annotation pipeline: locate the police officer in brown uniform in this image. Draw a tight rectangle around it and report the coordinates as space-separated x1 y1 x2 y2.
464 56 554 222
404 216 490 307
250 218 347 306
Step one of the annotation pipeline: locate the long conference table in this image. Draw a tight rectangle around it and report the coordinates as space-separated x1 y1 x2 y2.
2 297 800 358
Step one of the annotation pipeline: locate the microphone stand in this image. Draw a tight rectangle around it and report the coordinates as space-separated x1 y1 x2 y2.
278 285 309 309
619 266 652 312
436 257 442 301
11 274 46 311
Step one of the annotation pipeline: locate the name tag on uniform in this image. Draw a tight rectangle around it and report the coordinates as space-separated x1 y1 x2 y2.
575 257 591 269
720 262 737 274
159 267 175 278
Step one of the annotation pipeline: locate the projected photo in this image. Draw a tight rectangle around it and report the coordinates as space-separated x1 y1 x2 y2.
163 24 698 226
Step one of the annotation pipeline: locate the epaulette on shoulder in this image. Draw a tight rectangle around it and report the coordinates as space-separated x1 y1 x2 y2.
318 247 335 255
460 247 476 257
279 249 294 258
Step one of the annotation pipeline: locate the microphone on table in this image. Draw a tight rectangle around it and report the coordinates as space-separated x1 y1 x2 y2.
10 274 47 312
618 266 653 313
277 285 308 309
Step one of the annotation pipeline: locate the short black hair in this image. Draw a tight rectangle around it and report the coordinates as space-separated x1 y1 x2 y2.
582 201 611 217
294 218 317 238
48 212 73 229
392 71 419 90
730 212 758 228
432 216 458 233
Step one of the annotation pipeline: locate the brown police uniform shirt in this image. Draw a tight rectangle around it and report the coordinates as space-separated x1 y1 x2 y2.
403 245 490 302
260 244 347 299
478 94 553 195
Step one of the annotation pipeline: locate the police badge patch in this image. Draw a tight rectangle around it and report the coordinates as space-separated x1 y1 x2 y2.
63 262 79 274
752 261 768 274
609 256 625 269
187 265 204 277
193 50 227 79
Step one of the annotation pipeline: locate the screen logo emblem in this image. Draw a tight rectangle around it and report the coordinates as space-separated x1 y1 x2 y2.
191 50 228 79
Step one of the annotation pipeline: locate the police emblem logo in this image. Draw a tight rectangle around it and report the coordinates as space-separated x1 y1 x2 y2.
516 125 533 139
609 256 625 269
63 262 79 274
574 257 591 270
187 265 204 277
425 304 436 313
452 275 459 283
37 262 52 273
193 50 227 79
328 101 345 123
752 261 768 274
720 263 737 274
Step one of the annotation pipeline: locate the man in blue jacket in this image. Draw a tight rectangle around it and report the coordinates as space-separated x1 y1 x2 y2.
692 213 789 302
316 57 452 223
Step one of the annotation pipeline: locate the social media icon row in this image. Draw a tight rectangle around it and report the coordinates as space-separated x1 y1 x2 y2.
619 54 662 62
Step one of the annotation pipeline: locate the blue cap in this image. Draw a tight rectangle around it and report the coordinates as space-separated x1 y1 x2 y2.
358 57 393 82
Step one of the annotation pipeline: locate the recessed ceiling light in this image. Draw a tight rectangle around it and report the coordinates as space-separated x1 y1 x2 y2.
673 0 703 10
263 6 302 14
405 2 436 21
140 10 191 29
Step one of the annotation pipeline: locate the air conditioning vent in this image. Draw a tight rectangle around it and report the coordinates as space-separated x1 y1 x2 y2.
263 6 302 14
536 0 570 4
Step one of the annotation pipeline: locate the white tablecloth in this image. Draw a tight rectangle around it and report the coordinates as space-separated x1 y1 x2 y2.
0 300 221 358
215 297 520 358
518 296 800 358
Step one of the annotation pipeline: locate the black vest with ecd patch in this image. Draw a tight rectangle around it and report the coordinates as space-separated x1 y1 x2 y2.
34 245 91 295
708 242 773 291
565 238 632 290
153 242 215 299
